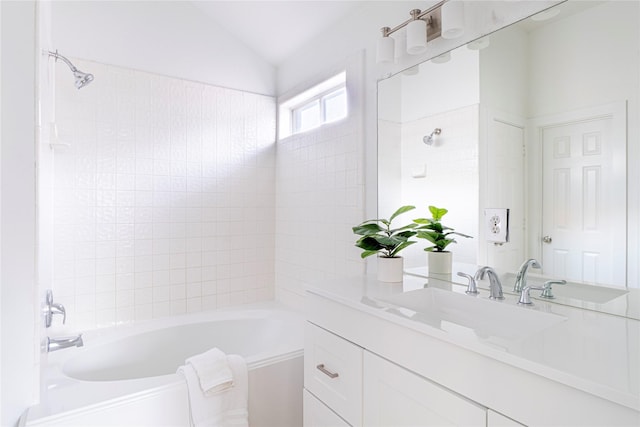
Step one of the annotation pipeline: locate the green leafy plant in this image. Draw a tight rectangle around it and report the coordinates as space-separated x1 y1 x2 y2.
352 206 418 258
413 205 472 252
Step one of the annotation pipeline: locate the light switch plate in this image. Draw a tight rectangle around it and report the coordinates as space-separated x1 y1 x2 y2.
484 208 509 243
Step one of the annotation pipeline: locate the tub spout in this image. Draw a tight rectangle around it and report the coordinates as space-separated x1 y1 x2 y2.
46 334 83 352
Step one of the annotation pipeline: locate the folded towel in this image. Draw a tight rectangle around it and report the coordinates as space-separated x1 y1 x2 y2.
186 348 234 396
178 353 248 427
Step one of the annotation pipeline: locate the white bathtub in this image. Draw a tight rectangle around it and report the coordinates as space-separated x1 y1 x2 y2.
21 303 304 427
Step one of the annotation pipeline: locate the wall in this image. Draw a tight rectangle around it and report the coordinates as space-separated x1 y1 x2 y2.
46 59 276 330
51 1 276 96
478 23 529 270
1 2 38 425
528 1 639 286
274 53 365 307
276 0 559 285
399 105 479 268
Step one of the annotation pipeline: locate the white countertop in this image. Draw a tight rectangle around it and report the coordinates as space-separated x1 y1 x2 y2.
306 274 640 412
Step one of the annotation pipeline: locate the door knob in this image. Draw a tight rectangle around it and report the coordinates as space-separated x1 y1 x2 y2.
542 235 552 244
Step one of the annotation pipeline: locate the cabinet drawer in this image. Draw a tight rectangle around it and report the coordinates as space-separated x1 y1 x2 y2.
303 389 351 427
363 351 486 426
305 322 363 426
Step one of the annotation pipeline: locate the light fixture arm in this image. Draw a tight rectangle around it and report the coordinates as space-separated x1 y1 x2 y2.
381 0 446 39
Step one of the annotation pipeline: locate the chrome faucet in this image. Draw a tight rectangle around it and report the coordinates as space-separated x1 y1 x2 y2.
513 259 542 293
517 279 567 305
474 266 504 300
43 289 66 328
46 335 83 352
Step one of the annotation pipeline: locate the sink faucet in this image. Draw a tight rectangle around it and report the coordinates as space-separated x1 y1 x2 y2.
514 259 542 293
46 335 83 352
474 266 504 300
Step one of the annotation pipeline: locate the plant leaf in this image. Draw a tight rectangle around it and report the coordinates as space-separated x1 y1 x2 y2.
360 250 379 259
389 240 416 257
389 205 416 223
352 223 384 236
428 206 448 221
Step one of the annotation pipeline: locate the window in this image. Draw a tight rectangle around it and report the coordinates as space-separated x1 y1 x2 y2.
279 72 347 138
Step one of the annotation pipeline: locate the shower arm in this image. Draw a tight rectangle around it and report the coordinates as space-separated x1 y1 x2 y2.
47 50 79 72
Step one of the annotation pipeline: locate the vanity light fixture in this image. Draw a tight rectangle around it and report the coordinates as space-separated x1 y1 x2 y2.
406 9 428 55
377 27 395 63
375 0 448 64
423 128 442 145
441 0 465 39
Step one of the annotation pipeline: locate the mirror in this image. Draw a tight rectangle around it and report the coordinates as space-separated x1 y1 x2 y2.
378 1 639 293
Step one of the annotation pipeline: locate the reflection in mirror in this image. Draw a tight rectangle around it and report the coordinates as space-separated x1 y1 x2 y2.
378 0 639 290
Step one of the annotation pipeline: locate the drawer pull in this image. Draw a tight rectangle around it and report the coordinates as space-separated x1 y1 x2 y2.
316 364 339 379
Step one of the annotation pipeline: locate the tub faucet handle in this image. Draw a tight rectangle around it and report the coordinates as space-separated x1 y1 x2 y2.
43 289 66 328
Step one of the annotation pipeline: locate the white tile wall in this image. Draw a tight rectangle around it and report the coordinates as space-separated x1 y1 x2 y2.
398 104 479 268
274 118 365 307
48 59 276 330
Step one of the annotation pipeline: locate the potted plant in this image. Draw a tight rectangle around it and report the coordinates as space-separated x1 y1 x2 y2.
352 205 417 282
413 205 472 274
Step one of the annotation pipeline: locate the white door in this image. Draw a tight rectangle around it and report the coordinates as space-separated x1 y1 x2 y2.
540 103 626 286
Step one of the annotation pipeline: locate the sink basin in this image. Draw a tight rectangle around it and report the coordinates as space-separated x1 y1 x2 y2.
376 287 566 342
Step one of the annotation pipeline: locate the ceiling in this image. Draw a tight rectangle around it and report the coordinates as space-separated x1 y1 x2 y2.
190 1 364 66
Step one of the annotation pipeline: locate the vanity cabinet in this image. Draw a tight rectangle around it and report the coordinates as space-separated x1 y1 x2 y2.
304 322 494 427
303 390 350 427
304 322 362 426
363 351 486 426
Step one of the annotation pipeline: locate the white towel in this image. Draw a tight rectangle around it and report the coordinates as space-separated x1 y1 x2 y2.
178 352 249 427
186 348 234 396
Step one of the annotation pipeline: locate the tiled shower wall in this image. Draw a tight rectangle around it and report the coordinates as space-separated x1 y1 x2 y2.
274 113 365 307
47 59 276 329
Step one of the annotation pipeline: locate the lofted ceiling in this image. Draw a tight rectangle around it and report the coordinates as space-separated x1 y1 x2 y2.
190 1 364 66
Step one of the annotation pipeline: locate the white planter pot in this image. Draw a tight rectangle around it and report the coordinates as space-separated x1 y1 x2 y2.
428 251 452 275
378 257 404 283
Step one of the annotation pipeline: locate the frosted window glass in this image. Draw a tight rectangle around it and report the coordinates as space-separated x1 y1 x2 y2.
323 88 347 123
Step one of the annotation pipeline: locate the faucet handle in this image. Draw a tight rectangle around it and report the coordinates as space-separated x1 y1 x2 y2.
43 289 66 328
518 285 545 305
457 272 478 295
540 280 566 299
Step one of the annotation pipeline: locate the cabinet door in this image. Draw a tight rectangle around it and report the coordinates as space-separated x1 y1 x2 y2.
305 323 363 426
487 410 526 427
363 351 486 427
304 390 351 427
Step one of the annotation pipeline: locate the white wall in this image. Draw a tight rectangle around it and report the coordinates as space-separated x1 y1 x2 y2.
1 2 38 425
528 1 639 286
46 59 276 330
274 53 365 307
379 49 480 268
399 105 479 268
51 1 276 96
276 0 560 283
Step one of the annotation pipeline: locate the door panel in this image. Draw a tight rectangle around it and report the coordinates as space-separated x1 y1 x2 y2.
541 108 626 286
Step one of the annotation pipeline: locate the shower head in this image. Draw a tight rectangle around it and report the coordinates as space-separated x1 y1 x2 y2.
73 70 94 89
423 128 441 145
48 50 94 89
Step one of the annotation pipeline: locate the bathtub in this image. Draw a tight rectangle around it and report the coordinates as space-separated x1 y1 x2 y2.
21 303 304 427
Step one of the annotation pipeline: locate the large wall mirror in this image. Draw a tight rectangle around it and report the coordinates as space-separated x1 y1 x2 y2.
378 0 639 291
